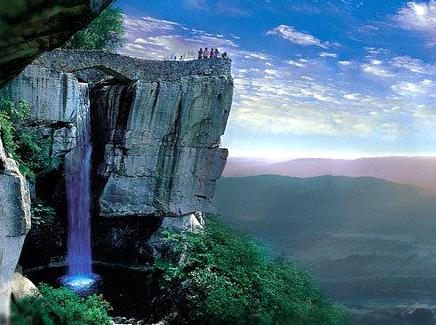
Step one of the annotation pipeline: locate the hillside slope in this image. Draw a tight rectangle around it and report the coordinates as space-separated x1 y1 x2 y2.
213 175 436 304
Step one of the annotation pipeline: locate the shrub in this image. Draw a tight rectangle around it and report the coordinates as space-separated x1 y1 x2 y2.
63 8 125 51
152 217 348 325
11 284 112 325
30 199 56 227
0 97 54 179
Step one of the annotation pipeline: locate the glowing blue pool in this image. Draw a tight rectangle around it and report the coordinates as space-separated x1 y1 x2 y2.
59 273 101 296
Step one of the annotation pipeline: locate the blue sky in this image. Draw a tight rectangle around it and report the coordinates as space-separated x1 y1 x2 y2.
117 0 436 159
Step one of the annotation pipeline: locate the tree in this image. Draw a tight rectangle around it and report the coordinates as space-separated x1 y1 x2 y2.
152 217 348 325
63 8 125 51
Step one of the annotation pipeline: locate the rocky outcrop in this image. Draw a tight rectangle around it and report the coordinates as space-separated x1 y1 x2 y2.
3 51 233 217
92 74 233 217
3 50 232 272
11 272 40 301
0 138 31 322
148 212 205 258
0 0 113 89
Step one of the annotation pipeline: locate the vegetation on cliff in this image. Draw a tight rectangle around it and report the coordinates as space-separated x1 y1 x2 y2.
0 97 58 227
0 97 54 179
11 284 112 325
63 8 125 51
151 217 347 325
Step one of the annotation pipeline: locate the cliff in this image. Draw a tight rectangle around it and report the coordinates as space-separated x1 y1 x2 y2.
1 50 233 270
92 70 232 217
0 138 31 322
3 50 233 218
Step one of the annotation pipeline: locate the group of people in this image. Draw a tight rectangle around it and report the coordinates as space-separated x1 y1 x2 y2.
197 48 228 59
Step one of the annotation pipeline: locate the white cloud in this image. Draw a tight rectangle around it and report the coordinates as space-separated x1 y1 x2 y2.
395 1 436 45
120 16 243 60
392 79 435 96
391 56 436 75
319 52 338 58
339 60 352 66
266 25 329 48
343 93 361 101
123 16 180 33
361 60 395 77
264 69 280 76
244 53 269 60
285 59 306 67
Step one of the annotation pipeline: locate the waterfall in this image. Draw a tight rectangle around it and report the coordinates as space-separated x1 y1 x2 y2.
61 83 99 293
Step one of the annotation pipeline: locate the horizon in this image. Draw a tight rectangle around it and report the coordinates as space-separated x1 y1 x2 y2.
227 153 436 162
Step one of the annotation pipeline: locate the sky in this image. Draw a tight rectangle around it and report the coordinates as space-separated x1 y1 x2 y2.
116 0 436 159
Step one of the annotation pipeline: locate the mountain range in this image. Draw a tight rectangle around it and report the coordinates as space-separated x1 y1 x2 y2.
223 157 436 189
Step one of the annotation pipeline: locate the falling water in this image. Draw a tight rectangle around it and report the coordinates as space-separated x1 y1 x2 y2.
61 83 100 294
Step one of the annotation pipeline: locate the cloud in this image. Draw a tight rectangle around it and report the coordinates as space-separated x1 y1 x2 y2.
395 1 436 45
285 59 307 68
391 56 436 75
123 15 180 33
343 93 361 100
266 25 329 48
215 1 251 16
120 16 242 60
185 0 208 9
361 60 395 77
184 0 251 16
392 79 436 97
319 52 338 58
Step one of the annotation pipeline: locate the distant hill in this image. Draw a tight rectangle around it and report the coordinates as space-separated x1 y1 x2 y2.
223 157 436 188
213 175 436 307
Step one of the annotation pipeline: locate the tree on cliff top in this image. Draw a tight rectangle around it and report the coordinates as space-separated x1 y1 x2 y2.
62 7 125 51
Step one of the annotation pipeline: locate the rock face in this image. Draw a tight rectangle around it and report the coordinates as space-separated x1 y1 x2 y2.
0 138 31 322
92 75 233 217
0 64 89 160
3 51 233 217
3 50 233 271
0 0 113 89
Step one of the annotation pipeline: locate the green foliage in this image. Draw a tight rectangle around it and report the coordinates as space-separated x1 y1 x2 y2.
31 199 56 227
11 284 112 325
63 8 125 51
152 218 348 325
0 97 54 179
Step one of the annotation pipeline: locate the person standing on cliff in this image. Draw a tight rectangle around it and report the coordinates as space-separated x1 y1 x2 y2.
203 48 209 59
214 48 219 58
210 48 215 58
198 48 203 59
